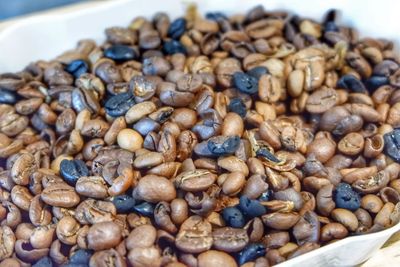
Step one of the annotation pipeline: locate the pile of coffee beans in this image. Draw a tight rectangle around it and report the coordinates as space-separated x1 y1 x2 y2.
1 5 400 267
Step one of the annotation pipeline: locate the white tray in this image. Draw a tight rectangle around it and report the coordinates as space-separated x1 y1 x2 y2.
1 0 400 266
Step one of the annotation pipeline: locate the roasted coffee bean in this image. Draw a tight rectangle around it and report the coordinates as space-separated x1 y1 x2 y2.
0 89 17 104
175 169 217 192
238 196 266 218
70 249 93 265
365 76 389 92
222 207 245 228
337 74 367 93
41 183 80 208
65 60 89 78
306 87 338 113
228 98 247 118
133 201 155 217
112 194 136 214
33 256 53 267
104 45 136 62
247 66 269 79
233 72 259 94
384 129 400 162
175 216 212 253
163 40 186 55
258 189 274 201
133 175 176 203
212 227 248 253
87 221 122 251
105 92 136 117
1 6 400 267
168 18 186 39
198 250 238 267
334 183 361 211
60 159 89 186
207 135 240 156
238 243 266 265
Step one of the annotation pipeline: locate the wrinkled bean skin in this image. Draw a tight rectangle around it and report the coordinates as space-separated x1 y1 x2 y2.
0 6 400 267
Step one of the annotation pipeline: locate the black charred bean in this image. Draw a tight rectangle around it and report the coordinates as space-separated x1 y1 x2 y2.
228 97 247 118
384 129 400 163
337 74 367 93
65 60 89 78
133 202 155 217
238 195 266 218
238 243 266 265
104 92 136 117
334 183 361 211
60 159 89 186
163 40 186 55
104 45 136 62
168 18 186 39
0 89 17 104
222 207 245 228
112 195 136 214
207 135 240 156
233 72 259 94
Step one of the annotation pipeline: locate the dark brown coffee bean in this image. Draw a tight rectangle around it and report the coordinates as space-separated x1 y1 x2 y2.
306 87 338 113
175 169 217 192
41 183 80 208
75 176 109 199
133 175 176 203
87 221 122 251
0 225 15 261
212 227 249 252
175 216 213 253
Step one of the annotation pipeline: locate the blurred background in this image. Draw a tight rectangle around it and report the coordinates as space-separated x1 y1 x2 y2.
0 0 90 20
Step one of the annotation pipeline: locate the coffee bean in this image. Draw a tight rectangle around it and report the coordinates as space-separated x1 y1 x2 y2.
175 216 213 253
70 249 93 265
133 117 160 136
198 250 238 267
32 256 53 267
0 225 15 261
65 60 89 78
112 194 136 214
306 87 338 113
168 18 186 39
334 183 361 211
105 92 136 117
60 159 89 186
104 45 136 62
163 40 186 55
133 201 155 216
205 12 228 21
133 175 176 203
175 169 217 192
247 66 269 79
222 207 245 228
228 98 247 118
207 135 240 156
87 221 122 251
212 227 249 252
238 243 266 265
258 189 273 201
233 72 259 94
337 74 367 93
0 89 17 104
384 129 400 162
238 196 266 218
41 183 80 208
365 76 389 92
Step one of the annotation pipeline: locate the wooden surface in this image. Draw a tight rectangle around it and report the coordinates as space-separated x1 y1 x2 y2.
0 1 400 266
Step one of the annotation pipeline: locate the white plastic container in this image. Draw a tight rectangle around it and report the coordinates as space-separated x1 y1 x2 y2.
0 0 399 266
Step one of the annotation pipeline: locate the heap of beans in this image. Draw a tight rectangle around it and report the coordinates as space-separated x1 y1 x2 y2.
1 5 400 267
